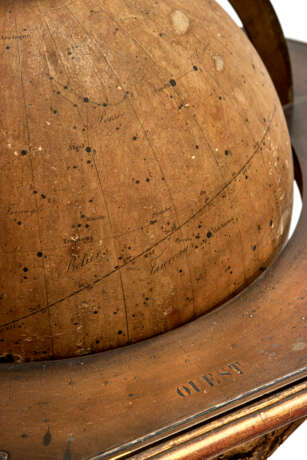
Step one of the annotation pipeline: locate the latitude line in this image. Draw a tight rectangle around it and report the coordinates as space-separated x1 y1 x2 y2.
40 2 131 343
193 27 281 244
65 2 197 326
95 0 200 317
192 26 283 259
100 0 266 316
64 3 137 342
0 114 274 332
192 27 279 275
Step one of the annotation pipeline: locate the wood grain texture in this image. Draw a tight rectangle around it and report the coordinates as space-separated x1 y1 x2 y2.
0 0 293 362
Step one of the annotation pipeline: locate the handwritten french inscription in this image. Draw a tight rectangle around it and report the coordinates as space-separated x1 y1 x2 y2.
151 217 235 275
1 34 30 41
67 248 111 272
99 110 123 124
68 143 86 152
177 361 244 397
151 245 189 274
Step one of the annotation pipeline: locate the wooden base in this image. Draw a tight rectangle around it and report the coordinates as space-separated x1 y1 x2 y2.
0 39 306 460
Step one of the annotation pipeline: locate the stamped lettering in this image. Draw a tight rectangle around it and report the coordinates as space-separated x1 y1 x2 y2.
177 361 244 397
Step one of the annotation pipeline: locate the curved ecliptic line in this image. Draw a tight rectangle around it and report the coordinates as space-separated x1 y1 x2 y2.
0 113 274 331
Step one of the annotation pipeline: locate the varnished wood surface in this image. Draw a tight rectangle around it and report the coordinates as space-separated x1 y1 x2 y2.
132 382 307 459
0 33 306 457
211 419 306 460
0 0 293 362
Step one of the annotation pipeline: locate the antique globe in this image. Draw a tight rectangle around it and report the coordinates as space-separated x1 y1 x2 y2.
0 0 293 363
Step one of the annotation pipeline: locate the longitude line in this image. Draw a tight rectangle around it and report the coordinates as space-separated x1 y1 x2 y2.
193 27 283 253
14 11 54 355
94 0 198 317
65 8 131 341
0 116 273 331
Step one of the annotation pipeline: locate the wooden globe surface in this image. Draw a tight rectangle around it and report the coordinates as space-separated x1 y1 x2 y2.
0 0 293 362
